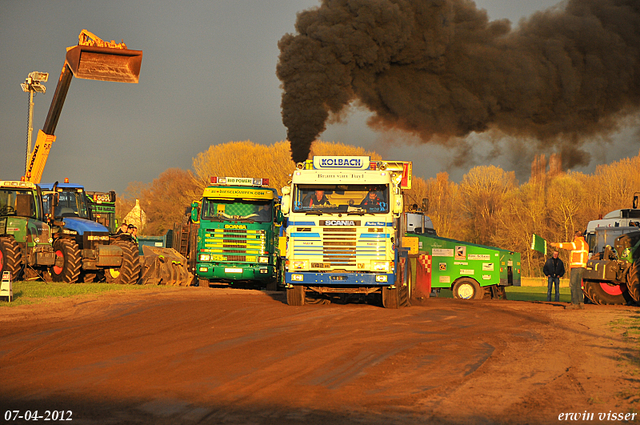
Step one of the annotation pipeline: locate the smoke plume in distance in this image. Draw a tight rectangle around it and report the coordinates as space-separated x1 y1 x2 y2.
276 0 640 167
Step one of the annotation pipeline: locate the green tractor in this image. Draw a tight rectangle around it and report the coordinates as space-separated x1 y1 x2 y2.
0 180 57 281
583 193 640 305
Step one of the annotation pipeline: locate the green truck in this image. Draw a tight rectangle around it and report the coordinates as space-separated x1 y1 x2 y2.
191 177 283 289
86 191 117 234
403 212 521 300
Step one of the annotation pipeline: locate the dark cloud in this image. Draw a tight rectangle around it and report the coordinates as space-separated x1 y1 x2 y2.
277 0 640 166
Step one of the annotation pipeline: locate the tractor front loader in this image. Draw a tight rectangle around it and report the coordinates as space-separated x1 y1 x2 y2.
25 29 142 184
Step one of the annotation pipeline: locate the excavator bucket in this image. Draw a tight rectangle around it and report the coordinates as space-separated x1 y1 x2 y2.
65 44 142 83
140 246 194 286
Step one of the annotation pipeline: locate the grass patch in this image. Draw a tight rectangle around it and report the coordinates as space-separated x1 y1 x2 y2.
505 286 571 302
609 313 640 404
0 281 170 307
436 286 571 302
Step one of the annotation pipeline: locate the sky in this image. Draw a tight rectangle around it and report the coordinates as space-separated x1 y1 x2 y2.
1 0 638 194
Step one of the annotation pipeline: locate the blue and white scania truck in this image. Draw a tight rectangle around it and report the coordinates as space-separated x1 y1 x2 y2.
280 156 413 308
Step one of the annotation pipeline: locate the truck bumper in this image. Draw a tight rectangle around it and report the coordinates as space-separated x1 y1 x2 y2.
285 271 395 286
196 263 276 282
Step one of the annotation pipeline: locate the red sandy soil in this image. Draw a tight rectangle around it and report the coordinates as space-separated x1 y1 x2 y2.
0 287 638 425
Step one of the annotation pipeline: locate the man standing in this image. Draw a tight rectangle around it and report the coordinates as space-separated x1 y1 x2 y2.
543 250 565 302
551 231 589 309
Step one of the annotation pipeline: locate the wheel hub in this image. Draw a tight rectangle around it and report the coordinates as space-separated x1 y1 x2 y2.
458 283 474 299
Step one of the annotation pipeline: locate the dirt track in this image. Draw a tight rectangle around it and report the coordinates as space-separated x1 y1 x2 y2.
0 288 638 425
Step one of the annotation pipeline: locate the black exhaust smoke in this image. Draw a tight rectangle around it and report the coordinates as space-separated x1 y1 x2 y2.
276 0 640 167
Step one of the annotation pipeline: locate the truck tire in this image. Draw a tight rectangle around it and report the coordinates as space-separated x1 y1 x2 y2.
582 280 629 305
452 277 483 300
400 261 412 307
0 236 23 281
382 286 400 309
286 285 305 306
383 259 412 309
627 261 640 302
105 240 141 285
51 239 82 283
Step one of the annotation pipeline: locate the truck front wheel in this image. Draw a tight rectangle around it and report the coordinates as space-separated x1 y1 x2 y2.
51 239 81 283
0 236 23 282
453 277 483 300
286 285 305 306
382 286 400 309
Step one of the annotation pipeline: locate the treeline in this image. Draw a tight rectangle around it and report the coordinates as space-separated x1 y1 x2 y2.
117 141 640 277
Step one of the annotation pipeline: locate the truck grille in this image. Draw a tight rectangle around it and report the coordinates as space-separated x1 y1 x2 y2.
322 228 356 266
203 228 265 262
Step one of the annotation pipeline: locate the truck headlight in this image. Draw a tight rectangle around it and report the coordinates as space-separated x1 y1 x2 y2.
292 260 308 270
291 274 304 281
376 275 388 282
199 254 211 261
371 261 390 272
259 256 269 264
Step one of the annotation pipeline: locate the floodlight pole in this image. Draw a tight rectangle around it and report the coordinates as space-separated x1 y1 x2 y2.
21 72 48 175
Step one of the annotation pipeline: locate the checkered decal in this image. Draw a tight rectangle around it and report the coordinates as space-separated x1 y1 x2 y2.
414 253 432 299
418 254 431 273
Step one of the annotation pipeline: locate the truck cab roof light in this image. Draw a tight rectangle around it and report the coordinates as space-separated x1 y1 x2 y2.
210 177 269 187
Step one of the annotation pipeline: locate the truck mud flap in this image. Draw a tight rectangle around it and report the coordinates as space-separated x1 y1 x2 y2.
139 246 193 286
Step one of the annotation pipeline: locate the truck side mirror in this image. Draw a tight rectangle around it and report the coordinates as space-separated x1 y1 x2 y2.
281 187 291 215
190 201 200 223
392 193 403 215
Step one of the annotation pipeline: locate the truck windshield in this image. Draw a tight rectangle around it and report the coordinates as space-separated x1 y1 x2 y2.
43 189 89 218
293 184 389 214
0 189 38 218
201 198 273 223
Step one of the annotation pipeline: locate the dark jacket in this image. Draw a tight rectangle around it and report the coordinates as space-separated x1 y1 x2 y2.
543 257 565 278
305 194 330 207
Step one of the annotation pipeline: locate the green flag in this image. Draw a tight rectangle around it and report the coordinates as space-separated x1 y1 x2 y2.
531 234 547 255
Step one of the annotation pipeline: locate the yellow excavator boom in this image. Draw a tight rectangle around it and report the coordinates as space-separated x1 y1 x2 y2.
24 30 142 183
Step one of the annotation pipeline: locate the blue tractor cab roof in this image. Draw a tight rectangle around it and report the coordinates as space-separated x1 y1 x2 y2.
40 182 86 191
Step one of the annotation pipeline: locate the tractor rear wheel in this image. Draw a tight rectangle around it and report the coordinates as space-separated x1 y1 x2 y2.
286 285 305 306
453 277 483 300
105 240 141 285
0 236 23 282
627 261 640 302
51 239 81 283
582 280 630 305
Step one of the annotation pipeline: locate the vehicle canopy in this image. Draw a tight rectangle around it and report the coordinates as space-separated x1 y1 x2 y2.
41 182 109 235
0 180 43 220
